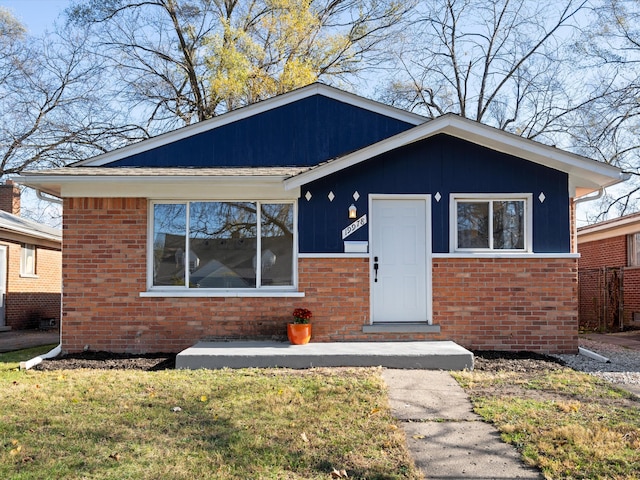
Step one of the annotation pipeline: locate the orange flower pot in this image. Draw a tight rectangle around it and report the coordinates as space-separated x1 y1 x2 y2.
287 323 311 345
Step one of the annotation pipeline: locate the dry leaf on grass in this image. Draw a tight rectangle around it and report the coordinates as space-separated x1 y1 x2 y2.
331 467 349 478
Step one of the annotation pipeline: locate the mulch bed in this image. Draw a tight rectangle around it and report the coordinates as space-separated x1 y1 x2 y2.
33 350 565 372
33 351 176 371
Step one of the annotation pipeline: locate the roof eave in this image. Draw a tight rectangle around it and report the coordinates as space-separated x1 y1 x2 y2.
284 115 625 192
0 226 61 244
14 173 298 200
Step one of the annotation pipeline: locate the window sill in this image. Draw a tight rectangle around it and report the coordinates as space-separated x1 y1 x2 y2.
433 252 579 259
140 290 305 298
19 274 39 279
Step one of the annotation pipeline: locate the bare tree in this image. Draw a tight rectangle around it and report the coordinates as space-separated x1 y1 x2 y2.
565 0 640 222
0 8 148 225
67 0 414 133
382 0 589 144
0 8 149 175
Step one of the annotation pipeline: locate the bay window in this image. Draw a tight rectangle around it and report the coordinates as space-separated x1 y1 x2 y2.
151 201 295 289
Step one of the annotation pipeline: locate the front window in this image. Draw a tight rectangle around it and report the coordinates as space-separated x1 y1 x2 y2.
152 201 294 289
454 196 528 251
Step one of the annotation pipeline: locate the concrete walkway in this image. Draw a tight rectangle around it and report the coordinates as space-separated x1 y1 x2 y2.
383 369 542 479
582 331 640 351
0 329 59 353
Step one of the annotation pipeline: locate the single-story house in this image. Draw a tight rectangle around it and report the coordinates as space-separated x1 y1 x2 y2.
16 84 625 354
0 181 61 331
578 212 640 331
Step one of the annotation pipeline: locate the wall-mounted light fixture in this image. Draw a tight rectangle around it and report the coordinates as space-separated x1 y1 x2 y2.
348 204 357 219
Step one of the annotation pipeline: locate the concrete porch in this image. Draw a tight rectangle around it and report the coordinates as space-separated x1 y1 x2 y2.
175 340 474 370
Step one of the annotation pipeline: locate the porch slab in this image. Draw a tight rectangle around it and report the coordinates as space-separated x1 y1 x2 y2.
175 340 474 370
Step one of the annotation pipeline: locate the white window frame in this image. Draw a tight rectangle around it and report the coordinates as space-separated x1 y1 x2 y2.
450 193 533 253
20 243 37 277
146 199 299 296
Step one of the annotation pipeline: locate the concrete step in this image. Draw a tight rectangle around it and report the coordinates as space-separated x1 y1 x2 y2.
176 340 474 370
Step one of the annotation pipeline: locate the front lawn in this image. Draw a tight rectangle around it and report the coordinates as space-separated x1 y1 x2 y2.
454 367 640 479
0 359 421 480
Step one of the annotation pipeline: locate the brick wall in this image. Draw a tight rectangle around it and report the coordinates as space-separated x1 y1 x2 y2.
432 257 578 353
578 236 627 269
2 240 61 329
61 197 578 354
578 235 640 327
0 181 20 215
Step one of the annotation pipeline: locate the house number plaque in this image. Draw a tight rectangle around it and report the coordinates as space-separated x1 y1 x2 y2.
342 214 367 239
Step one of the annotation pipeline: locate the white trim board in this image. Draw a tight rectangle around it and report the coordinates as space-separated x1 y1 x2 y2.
432 253 579 259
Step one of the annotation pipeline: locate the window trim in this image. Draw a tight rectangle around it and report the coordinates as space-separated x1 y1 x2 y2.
147 199 298 293
20 243 37 277
449 193 533 253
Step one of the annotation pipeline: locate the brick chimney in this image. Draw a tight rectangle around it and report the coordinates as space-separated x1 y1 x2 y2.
0 180 20 215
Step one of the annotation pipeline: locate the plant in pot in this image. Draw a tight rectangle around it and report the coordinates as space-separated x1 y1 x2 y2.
288 308 312 345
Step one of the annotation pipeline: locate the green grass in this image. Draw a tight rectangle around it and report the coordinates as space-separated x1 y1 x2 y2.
0 358 422 480
0 345 57 371
454 368 640 479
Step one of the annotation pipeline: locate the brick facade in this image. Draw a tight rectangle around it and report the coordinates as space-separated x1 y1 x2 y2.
578 234 640 327
2 241 61 329
61 197 577 354
578 236 626 269
0 181 20 216
0 181 61 330
432 257 577 353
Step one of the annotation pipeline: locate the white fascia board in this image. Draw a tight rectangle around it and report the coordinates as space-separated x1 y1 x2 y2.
16 174 299 200
284 115 625 191
577 224 640 243
579 213 640 235
0 228 61 247
577 214 640 242
75 84 426 167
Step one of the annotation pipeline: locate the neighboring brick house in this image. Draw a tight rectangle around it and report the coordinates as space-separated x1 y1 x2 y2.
0 181 61 331
17 84 625 354
577 213 640 331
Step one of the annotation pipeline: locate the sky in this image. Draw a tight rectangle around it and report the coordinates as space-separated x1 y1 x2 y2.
1 0 71 35
0 0 624 225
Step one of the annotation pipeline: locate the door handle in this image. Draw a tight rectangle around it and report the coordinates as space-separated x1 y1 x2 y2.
373 256 379 282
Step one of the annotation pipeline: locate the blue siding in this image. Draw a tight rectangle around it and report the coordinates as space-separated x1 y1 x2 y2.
299 134 570 253
109 95 415 167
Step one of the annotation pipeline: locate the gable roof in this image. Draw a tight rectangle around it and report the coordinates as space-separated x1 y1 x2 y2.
283 113 626 197
74 83 427 168
0 210 61 247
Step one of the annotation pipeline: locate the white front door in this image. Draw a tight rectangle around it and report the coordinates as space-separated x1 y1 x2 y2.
370 196 431 323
